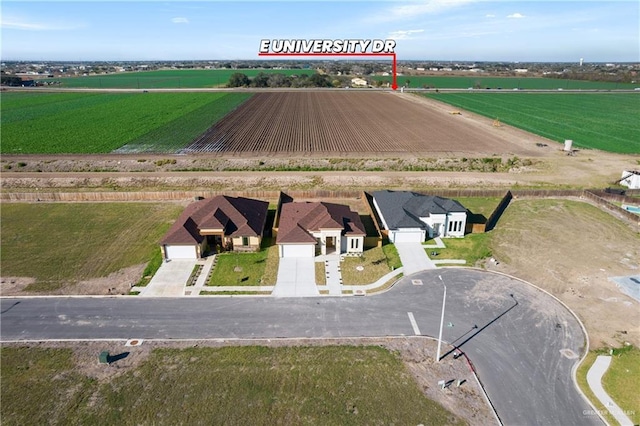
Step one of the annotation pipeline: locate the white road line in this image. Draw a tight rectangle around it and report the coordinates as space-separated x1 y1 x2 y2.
407 312 421 335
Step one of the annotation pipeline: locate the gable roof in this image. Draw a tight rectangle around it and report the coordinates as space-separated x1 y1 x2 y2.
277 201 366 244
160 195 268 245
372 190 466 230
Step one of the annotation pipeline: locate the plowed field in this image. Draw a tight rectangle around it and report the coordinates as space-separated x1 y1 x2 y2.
184 92 545 156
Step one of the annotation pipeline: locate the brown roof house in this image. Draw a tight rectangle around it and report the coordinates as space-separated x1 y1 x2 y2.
275 200 366 258
160 195 269 260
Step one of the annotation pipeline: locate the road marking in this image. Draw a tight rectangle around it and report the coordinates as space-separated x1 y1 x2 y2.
407 312 421 335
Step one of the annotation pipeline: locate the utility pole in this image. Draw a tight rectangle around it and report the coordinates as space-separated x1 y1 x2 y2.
436 275 447 362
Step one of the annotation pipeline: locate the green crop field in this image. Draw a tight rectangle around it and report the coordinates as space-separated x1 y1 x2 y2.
42 68 315 88
425 92 640 154
1 91 252 154
374 75 637 90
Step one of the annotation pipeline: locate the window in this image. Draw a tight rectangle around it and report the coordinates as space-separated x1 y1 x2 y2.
242 237 249 246
350 238 359 249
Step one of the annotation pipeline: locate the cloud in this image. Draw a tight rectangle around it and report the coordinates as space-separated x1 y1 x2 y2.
1 16 84 31
485 14 496 18
171 17 189 24
388 29 425 40
507 13 525 19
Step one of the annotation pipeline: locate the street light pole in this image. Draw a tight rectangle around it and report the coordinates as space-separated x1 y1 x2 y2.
436 275 447 362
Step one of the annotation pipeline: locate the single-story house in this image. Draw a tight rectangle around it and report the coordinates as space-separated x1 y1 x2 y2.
372 190 467 243
620 170 640 189
351 77 368 87
276 201 366 258
160 195 269 260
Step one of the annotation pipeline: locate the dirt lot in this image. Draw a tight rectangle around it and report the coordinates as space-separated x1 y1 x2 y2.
2 337 493 425
486 198 640 349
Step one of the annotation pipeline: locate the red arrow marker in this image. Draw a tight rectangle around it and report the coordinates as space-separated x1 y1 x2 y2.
258 52 398 90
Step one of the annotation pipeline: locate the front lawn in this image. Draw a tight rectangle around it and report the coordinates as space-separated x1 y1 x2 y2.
428 233 492 266
342 246 400 285
208 240 278 286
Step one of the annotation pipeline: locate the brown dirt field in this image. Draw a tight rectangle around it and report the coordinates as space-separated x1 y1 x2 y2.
185 91 550 156
2 337 493 425
486 198 640 349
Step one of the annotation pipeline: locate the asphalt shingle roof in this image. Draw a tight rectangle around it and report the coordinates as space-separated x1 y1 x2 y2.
277 201 366 244
160 195 268 245
372 190 466 230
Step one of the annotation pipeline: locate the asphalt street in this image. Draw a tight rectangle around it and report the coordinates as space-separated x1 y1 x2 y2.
0 268 600 425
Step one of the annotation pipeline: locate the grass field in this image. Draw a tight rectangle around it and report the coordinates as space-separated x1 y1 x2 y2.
1 91 252 154
425 92 640 154
0 203 182 291
375 75 637 90
43 68 314 88
577 346 640 426
0 345 462 425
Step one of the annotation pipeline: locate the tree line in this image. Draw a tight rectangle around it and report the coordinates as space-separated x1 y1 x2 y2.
227 72 336 88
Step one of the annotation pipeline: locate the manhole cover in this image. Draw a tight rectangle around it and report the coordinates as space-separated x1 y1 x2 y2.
412 279 423 286
125 339 144 347
356 266 364 271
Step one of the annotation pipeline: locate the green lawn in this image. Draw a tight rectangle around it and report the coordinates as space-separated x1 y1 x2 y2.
341 245 402 285
208 242 279 286
1 91 251 154
424 93 640 154
0 203 182 291
577 346 640 426
1 345 462 425
428 233 492 266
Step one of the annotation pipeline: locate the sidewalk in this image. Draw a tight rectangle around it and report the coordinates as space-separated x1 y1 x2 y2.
188 256 216 296
324 259 342 296
586 355 633 426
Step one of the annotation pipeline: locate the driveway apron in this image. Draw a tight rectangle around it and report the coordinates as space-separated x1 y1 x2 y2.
272 257 319 297
394 242 436 276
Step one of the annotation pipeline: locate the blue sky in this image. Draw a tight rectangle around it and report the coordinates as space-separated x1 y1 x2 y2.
1 1 638 62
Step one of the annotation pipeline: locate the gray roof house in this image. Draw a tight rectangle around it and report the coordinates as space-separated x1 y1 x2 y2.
372 190 467 242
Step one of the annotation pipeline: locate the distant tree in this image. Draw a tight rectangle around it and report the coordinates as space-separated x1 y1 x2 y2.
309 73 332 87
251 72 270 88
267 73 291 88
1 75 23 86
227 72 250 87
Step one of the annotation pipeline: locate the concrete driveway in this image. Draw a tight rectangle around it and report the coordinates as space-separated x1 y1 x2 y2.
394 242 436 275
138 259 195 297
272 257 318 297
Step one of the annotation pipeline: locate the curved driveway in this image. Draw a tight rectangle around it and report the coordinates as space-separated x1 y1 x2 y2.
0 268 599 425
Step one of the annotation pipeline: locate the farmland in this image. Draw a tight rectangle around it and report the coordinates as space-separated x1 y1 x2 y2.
374 75 637 90
42 69 315 88
185 91 544 155
425 92 640 154
1 92 252 154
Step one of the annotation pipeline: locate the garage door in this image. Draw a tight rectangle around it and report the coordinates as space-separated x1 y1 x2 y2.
392 230 424 243
165 245 197 260
281 244 314 258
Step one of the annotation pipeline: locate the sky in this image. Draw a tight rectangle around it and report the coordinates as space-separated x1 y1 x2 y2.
1 0 638 62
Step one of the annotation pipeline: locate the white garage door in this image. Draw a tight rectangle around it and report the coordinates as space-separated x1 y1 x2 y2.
392 230 424 243
165 245 197 259
281 244 315 258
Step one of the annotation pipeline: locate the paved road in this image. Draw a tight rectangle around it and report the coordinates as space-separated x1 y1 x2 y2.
0 269 600 425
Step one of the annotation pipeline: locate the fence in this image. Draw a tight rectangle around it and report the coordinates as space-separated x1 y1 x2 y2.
2 188 638 231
